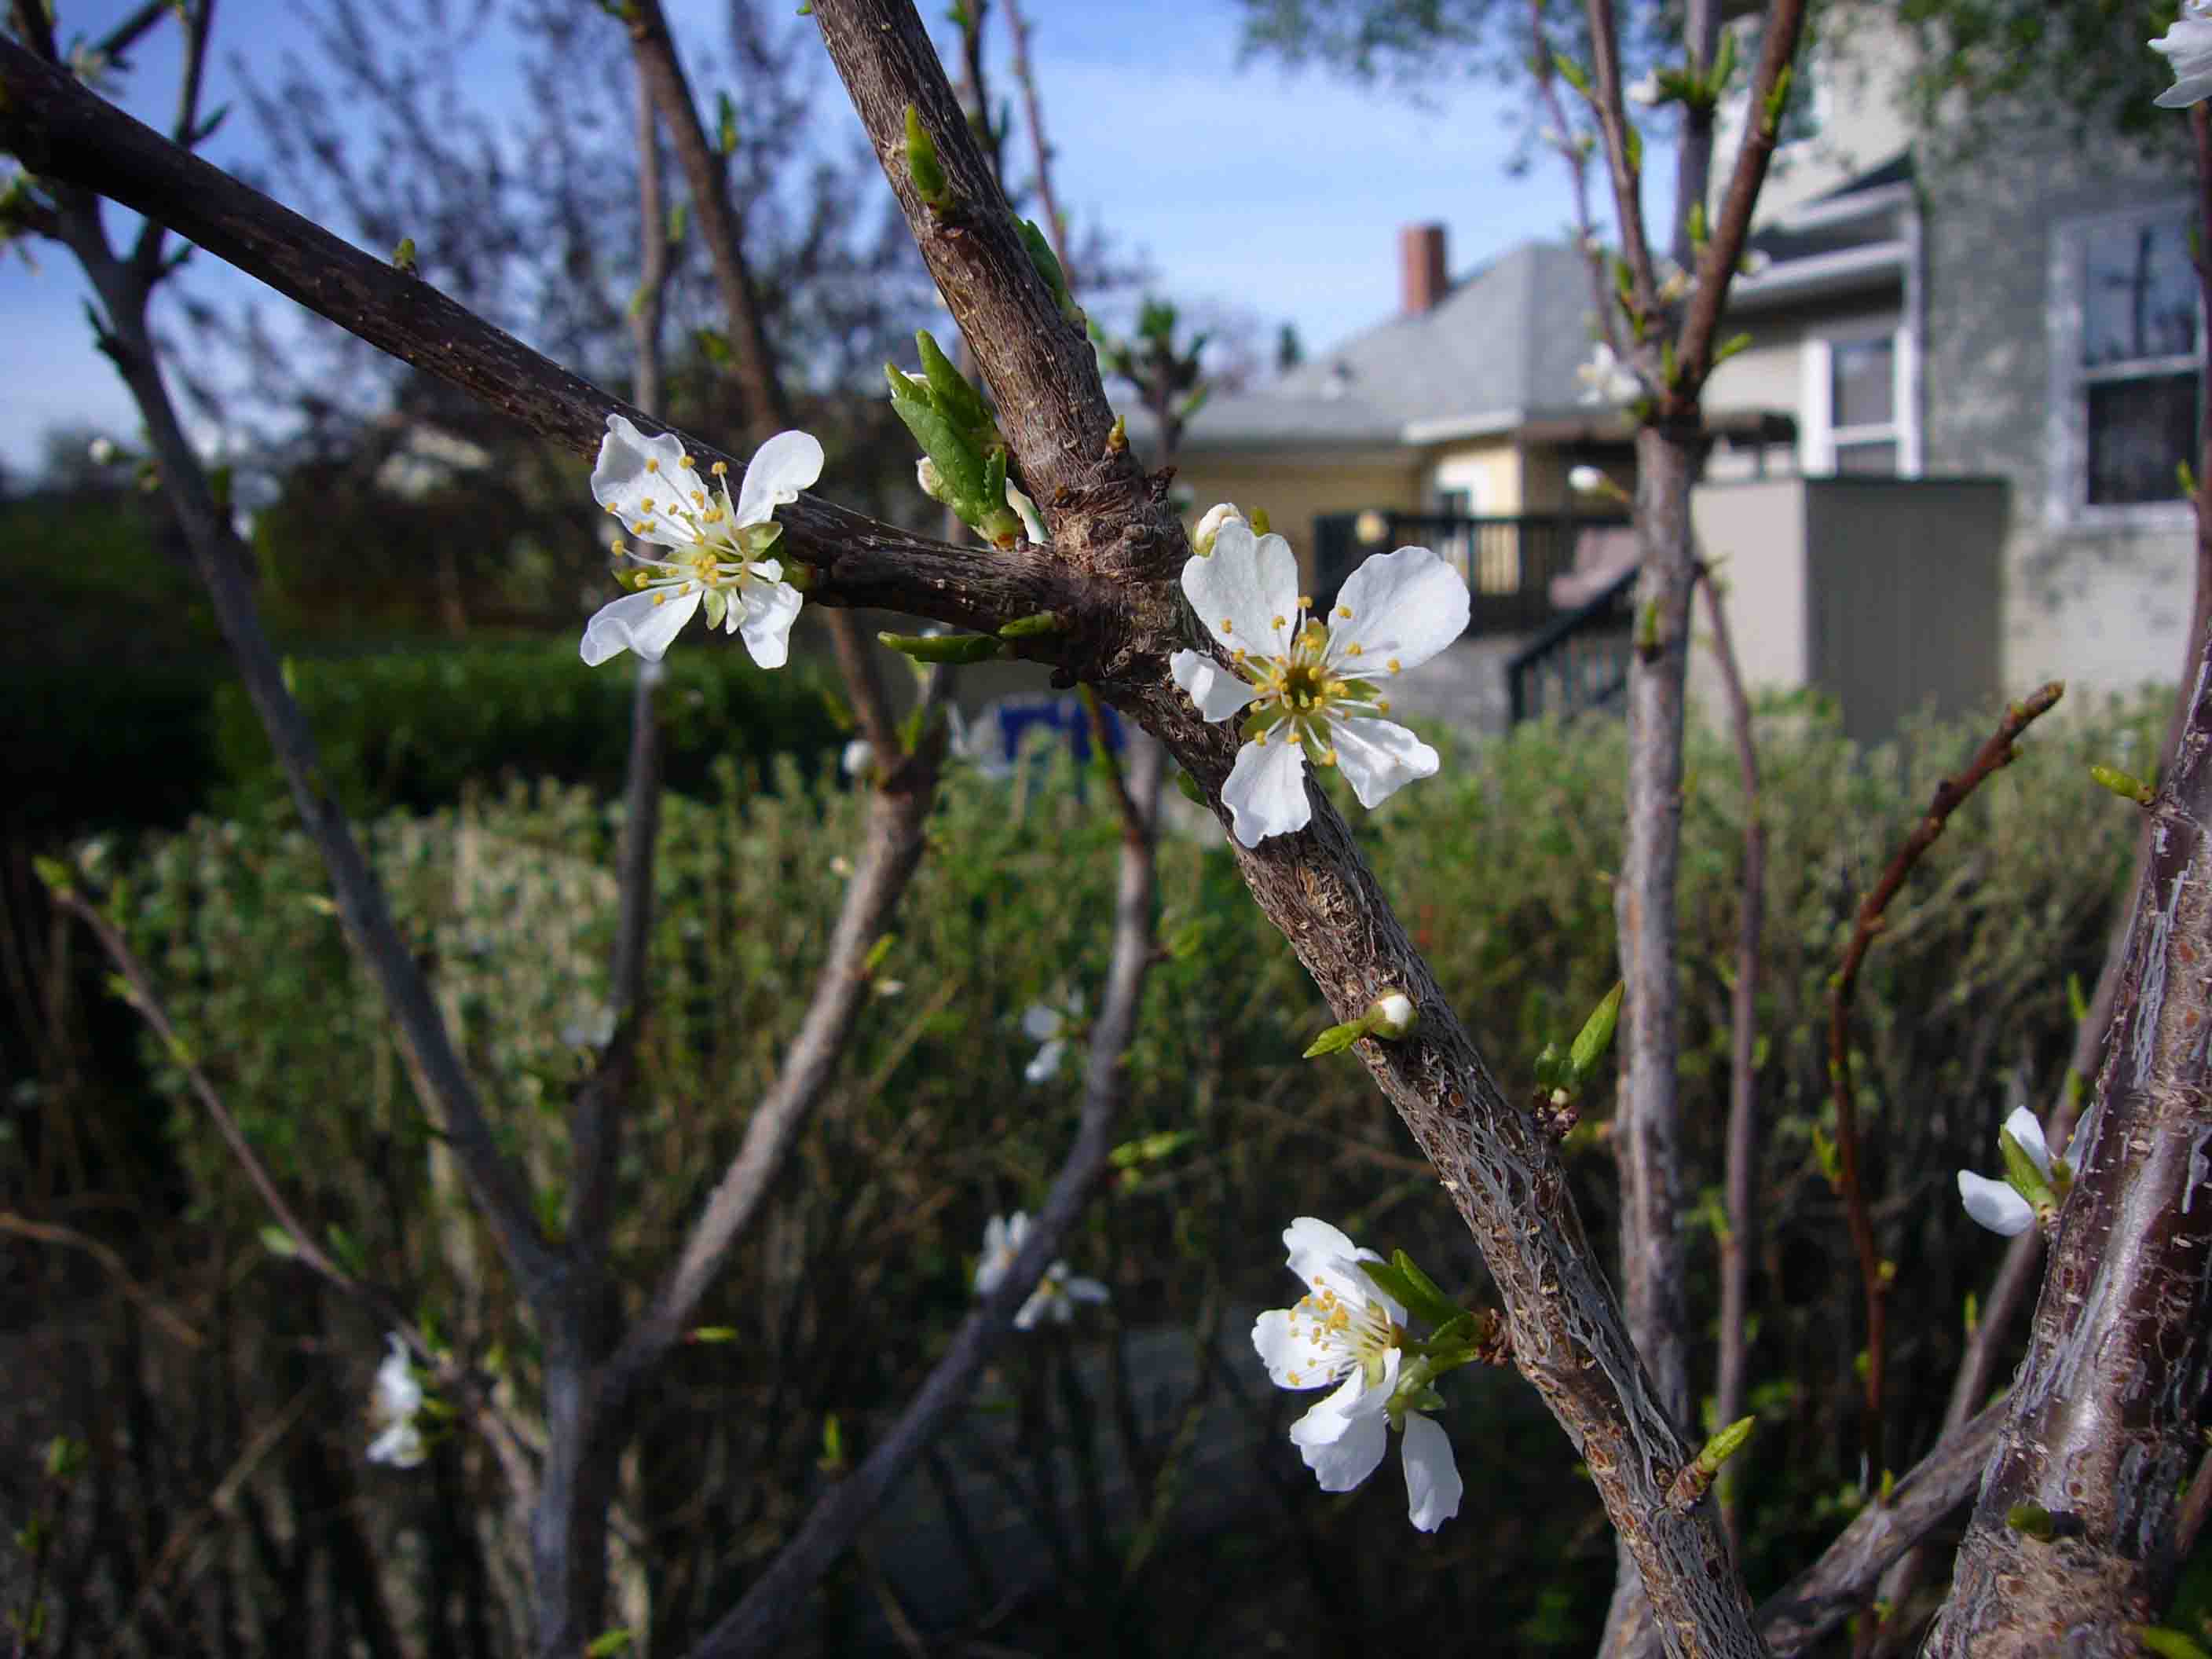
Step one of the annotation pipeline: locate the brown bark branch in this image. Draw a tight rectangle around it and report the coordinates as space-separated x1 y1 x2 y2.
1826 683 2063 1496
0 1211 203 1350
1925 628 2212 1650
1671 0 1805 408
808 6 1763 1654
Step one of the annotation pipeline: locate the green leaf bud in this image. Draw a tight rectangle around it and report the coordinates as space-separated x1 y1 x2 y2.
878 631 1005 665
904 105 951 211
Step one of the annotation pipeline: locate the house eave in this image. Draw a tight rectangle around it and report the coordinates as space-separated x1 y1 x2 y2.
1728 239 1907 311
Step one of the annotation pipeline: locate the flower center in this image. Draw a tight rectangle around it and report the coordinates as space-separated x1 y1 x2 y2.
1286 1279 1404 1388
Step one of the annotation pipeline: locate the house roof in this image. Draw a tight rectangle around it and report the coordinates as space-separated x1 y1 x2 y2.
1167 241 1606 455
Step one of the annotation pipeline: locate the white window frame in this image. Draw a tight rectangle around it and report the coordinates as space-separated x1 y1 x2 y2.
1800 320 1917 478
2046 196 2200 532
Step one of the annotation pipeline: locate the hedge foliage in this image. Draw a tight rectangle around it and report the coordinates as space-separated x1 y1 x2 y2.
61 691 2160 1652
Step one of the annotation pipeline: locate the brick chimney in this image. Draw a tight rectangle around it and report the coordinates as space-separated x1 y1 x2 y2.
1400 222 1448 316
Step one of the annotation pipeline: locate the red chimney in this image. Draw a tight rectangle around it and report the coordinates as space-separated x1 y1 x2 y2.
1400 222 1448 316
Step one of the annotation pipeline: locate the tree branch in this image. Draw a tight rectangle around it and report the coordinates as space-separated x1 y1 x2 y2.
1827 683 2063 1489
1924 642 2212 1651
690 739 1166 1657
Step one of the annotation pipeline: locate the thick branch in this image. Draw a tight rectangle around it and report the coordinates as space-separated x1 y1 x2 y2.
1925 639 2212 1654
809 5 1763 1653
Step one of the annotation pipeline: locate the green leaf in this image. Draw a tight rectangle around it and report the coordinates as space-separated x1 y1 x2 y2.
584 1630 636 1657
998 610 1062 639
917 329 991 438
716 90 738 156
1388 1249 1466 1330
1302 1020 1366 1058
694 326 731 365
1173 769 1207 806
1553 53 1589 93
862 934 895 975
2133 1628 2212 1659
687 1326 739 1343
1355 1256 1424 1313
31 854 71 895
257 1225 298 1258
1567 981 1624 1084
324 1223 367 1277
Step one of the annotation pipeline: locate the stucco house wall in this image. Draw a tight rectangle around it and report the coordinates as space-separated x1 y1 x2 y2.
1170 451 1424 577
1919 115 2196 708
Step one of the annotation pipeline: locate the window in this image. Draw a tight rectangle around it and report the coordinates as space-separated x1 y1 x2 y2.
1830 336 1899 475
1799 326 1911 477
2050 202 2201 525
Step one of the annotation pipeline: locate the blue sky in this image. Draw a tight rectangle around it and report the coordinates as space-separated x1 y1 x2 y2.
1 0 1606 479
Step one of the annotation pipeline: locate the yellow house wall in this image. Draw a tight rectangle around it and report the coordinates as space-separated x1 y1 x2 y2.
1425 441 1524 515
1174 454 1424 586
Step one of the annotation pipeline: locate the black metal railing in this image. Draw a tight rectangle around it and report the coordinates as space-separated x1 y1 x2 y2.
1504 564 1639 723
1310 511 1628 636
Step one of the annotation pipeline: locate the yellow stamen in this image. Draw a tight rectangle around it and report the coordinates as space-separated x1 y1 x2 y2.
1271 615 1287 630
1297 595 1311 610
1220 617 1235 633
1338 605 1353 619
646 459 661 474
711 460 728 476
679 455 696 470
1347 643 1364 657
1386 657 1401 673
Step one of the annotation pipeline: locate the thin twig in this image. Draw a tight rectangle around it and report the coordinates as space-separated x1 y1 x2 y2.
1002 0 1071 280
1826 683 2064 1489
692 740 1165 1658
0 1212 203 1349
1697 565 1764 1553
1529 0 1628 366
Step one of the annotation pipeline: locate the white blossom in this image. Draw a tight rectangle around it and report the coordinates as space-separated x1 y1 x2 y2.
1656 259 1691 304
366 1334 427 1468
1626 70 1663 106
1739 248 1771 278
1169 522 1467 847
1192 500 1247 558
975 1211 1109 1330
1577 342 1642 406
1569 464 1606 496
580 416 820 669
2155 2 2212 108
1251 1218 1462 1532
88 436 118 467
841 738 876 779
1957 1106 2052 1236
1021 994 1083 1084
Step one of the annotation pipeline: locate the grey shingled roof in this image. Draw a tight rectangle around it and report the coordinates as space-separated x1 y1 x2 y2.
1174 240 1604 452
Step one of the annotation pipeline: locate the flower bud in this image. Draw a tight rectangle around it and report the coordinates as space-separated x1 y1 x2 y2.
1367 989 1418 1039
915 456 951 505
1569 464 1605 496
1192 500 1245 557
88 436 118 466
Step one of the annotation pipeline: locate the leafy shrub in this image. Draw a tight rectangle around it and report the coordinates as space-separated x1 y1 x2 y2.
207 637 845 818
71 693 2159 1651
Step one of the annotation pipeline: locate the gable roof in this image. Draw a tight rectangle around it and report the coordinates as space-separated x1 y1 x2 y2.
1171 240 1605 454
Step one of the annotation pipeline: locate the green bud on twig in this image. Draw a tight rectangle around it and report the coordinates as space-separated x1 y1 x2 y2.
904 106 951 212
1304 987 1419 1057
998 611 1062 639
878 631 1005 665
391 237 417 274
1666 1415 1754 1511
2005 1501 2056 1542
2090 764 2155 806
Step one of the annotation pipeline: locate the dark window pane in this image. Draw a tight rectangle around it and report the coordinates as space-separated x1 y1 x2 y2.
1832 337 1895 429
1835 440 1897 475
2086 372 2199 504
2084 218 2199 368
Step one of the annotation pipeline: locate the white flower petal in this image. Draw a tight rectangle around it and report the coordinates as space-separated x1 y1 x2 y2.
1331 716 1441 809
1182 522 1300 657
367 1421 427 1468
1064 1276 1109 1305
1170 649 1260 723
1401 1412 1463 1531
581 588 702 665
841 739 875 778
2154 16 2212 106
1958 1170 2035 1236
591 415 694 544
1221 734 1311 847
734 430 825 525
1024 1037 1066 1085
2002 1106 2052 1177
1022 1004 1062 1042
736 579 804 669
1281 1217 1361 1265
1254 1307 1343 1390
1328 546 1469 676
1013 1288 1046 1330
1295 1400 1390 1492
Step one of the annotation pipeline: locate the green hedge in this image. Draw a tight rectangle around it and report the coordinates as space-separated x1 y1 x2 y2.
79 693 2163 1649
203 637 844 818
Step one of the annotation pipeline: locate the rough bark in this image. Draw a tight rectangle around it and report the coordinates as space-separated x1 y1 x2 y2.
1923 625 2212 1654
